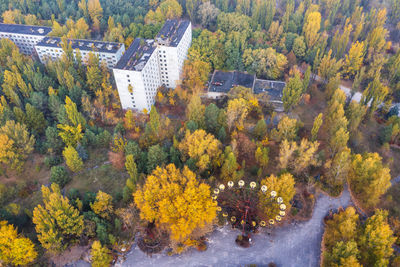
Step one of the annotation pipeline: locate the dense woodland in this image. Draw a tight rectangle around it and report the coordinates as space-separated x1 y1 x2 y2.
0 0 400 266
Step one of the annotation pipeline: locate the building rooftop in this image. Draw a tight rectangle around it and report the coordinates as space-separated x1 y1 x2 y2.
36 37 123 53
155 19 190 47
253 79 286 101
114 38 157 71
208 70 256 93
0 23 52 36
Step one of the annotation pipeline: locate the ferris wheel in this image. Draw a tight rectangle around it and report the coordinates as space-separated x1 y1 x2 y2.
213 180 287 235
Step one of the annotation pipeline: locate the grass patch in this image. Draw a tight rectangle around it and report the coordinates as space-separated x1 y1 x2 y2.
66 162 128 199
317 181 343 197
0 154 51 186
65 147 128 198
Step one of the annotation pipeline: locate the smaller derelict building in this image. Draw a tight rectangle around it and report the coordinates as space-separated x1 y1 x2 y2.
35 37 125 68
0 23 52 55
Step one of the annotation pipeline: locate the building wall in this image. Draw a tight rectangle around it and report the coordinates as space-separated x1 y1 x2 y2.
157 22 192 89
114 21 192 112
35 44 125 68
176 22 192 78
0 32 45 55
113 68 144 110
207 91 226 99
113 50 161 111
157 46 178 88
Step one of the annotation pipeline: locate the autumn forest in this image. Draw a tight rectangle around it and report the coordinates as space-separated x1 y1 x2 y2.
0 0 400 266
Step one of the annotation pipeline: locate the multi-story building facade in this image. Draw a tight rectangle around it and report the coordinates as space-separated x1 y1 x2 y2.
0 23 52 55
113 38 161 111
155 20 192 88
113 19 192 111
35 37 125 68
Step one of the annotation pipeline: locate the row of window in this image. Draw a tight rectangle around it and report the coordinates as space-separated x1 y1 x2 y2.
11 38 37 45
38 47 117 60
0 33 39 40
37 51 116 67
0 34 42 55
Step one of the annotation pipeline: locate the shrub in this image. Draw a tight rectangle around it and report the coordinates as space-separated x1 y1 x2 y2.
185 120 198 132
68 188 80 200
44 155 62 169
83 192 97 211
249 165 259 176
124 141 140 158
96 130 112 148
0 183 7 205
50 166 71 188
108 151 125 170
76 144 89 161
379 125 392 145
81 129 96 147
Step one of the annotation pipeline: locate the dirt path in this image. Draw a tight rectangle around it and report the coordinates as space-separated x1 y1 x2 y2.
119 188 351 267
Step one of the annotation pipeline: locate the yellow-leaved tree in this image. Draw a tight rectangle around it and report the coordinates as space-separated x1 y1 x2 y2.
343 41 365 78
90 240 112 267
0 221 37 266
349 153 391 209
134 164 217 250
358 209 396 266
311 113 323 141
145 0 182 24
64 96 86 128
324 207 359 249
271 116 299 141
186 93 205 128
322 207 395 266
322 207 361 267
303 11 321 49
57 123 83 147
63 145 83 172
0 120 35 170
226 98 249 131
124 109 135 130
178 129 222 172
227 86 260 114
88 0 103 32
255 144 269 173
57 96 86 148
278 139 319 175
90 191 114 220
32 184 84 253
258 173 296 219
182 59 211 93
0 134 16 167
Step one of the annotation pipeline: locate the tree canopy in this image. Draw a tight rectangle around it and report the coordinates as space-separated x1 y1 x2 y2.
134 164 217 246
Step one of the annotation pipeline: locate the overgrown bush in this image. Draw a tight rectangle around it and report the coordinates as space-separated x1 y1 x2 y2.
379 125 392 144
44 155 63 169
50 166 71 188
77 144 89 161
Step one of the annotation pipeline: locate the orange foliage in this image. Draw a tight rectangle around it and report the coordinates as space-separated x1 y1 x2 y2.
108 151 125 170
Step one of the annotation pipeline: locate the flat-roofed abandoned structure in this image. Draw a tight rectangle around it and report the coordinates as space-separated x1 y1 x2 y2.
208 70 256 98
155 19 192 88
35 37 125 68
0 23 52 55
254 79 286 111
207 70 286 111
113 19 192 112
113 38 161 111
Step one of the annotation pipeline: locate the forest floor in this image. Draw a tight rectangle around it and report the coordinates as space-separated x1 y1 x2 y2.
65 148 128 199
